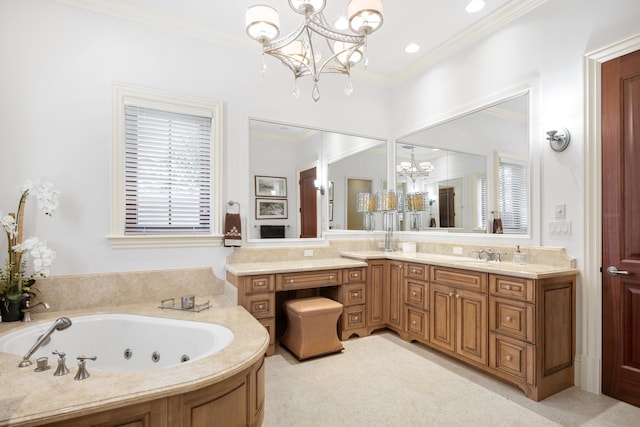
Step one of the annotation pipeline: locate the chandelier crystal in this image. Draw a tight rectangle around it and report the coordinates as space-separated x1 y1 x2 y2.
396 146 434 183
246 0 384 102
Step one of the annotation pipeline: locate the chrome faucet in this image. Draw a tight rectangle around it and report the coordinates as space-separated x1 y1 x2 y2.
18 317 72 367
471 249 486 260
21 301 50 322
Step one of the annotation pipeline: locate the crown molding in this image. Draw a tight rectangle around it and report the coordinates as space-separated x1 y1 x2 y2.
388 0 548 86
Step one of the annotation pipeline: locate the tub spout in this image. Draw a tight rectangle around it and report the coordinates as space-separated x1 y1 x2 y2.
21 301 51 322
18 317 72 368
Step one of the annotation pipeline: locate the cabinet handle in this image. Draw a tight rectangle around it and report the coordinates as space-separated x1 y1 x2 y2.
289 279 294 283
257 281 264 286
505 316 512 322
353 292 359 298
412 291 417 297
505 355 512 361
257 304 264 310
354 316 359 321
329 275 335 279
448 292 454 297
353 273 359 278
412 320 417 325
505 285 511 290
455 294 460 299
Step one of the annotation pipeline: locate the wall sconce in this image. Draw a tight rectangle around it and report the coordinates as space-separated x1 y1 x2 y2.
546 128 571 152
314 179 325 195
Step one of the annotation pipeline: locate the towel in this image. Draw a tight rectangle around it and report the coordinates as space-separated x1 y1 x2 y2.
224 213 242 247
492 218 503 234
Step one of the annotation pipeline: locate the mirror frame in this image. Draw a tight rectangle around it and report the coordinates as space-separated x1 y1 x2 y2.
243 81 540 246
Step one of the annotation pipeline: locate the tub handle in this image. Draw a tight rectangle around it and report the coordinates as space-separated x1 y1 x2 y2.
74 356 97 381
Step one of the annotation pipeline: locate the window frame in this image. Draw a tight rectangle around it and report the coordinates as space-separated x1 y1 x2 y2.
109 83 223 248
495 151 528 234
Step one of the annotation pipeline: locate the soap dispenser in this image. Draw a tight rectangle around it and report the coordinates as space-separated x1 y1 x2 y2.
512 245 526 265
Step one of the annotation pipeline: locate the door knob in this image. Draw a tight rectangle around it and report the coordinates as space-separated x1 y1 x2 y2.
607 266 631 276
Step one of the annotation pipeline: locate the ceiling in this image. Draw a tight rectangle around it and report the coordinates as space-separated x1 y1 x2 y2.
53 0 545 85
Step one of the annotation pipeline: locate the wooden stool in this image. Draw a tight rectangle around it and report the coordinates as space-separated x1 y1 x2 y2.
281 297 344 360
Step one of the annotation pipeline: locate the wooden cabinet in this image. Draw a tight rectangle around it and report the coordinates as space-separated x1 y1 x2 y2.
367 260 387 332
430 267 488 367
488 273 575 401
387 260 405 336
231 273 277 355
404 263 429 343
44 358 265 427
338 267 367 340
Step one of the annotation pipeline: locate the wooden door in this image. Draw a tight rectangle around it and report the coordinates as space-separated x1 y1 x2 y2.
602 48 640 407
367 260 387 328
456 289 487 365
387 261 404 330
430 284 455 353
299 167 317 238
439 187 455 227
347 178 372 230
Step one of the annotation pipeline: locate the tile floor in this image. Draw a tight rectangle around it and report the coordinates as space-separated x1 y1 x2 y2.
263 331 640 427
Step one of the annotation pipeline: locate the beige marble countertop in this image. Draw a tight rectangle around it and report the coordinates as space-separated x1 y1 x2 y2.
340 251 578 279
226 257 368 276
0 297 269 427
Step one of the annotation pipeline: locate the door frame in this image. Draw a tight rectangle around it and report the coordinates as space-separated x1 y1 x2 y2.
583 33 640 395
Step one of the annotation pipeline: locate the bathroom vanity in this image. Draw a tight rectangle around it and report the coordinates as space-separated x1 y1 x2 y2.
226 246 577 402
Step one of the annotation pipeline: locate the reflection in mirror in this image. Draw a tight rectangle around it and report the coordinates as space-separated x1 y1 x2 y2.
249 119 387 240
249 120 321 239
396 93 529 234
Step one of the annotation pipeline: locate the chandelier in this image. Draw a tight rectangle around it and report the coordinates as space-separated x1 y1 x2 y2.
396 146 434 183
245 0 384 102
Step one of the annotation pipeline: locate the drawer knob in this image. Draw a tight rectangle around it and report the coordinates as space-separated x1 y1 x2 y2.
505 285 511 290
412 291 417 297
257 281 264 286
412 320 417 325
353 292 359 298
505 355 512 361
354 316 359 321
455 294 460 299
448 292 454 297
329 275 335 279
505 316 512 322
258 304 264 310
353 273 359 278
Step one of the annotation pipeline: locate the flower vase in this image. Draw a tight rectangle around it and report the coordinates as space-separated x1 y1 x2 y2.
0 297 25 322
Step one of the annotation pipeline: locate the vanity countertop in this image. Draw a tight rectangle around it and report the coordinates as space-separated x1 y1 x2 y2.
0 296 269 426
340 251 578 279
225 257 368 276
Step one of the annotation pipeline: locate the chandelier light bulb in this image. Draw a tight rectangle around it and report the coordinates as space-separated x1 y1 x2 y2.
348 0 384 35
465 0 486 14
246 5 280 43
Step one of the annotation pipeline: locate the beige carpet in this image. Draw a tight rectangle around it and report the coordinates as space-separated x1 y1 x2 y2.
263 331 640 427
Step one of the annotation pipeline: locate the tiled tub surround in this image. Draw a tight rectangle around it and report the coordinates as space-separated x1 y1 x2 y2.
0 268 267 426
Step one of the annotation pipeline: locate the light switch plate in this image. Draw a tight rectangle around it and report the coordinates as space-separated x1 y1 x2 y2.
554 203 566 219
304 249 313 257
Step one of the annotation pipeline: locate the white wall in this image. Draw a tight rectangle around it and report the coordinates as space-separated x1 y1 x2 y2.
0 0 391 278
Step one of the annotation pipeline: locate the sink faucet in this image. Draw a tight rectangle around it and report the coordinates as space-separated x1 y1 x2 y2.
18 317 72 368
21 301 50 322
471 249 486 260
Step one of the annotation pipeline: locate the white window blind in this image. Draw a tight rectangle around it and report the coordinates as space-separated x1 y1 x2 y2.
124 105 212 234
498 157 528 233
477 175 486 229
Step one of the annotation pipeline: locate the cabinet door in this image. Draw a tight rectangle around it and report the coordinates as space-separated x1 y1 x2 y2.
388 261 404 330
456 288 488 365
367 260 387 327
430 284 455 353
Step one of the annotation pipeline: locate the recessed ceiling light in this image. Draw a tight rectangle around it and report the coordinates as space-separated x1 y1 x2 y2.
334 16 349 30
405 43 420 54
465 0 485 13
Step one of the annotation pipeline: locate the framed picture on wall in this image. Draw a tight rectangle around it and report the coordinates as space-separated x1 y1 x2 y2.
256 198 288 219
255 175 287 198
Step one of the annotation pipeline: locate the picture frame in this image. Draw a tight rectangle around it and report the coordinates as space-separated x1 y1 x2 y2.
256 198 288 219
328 181 334 201
329 202 334 221
255 175 287 198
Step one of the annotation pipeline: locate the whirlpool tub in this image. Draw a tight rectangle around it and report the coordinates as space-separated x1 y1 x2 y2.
0 313 234 371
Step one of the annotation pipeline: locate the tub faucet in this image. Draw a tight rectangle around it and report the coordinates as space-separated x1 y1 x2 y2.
18 317 73 368
21 301 50 322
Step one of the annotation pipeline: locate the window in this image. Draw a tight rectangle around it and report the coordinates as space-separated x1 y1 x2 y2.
475 174 486 230
498 154 528 233
110 84 222 248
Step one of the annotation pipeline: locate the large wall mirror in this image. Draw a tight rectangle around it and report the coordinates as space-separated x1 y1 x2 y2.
248 119 387 240
395 93 530 234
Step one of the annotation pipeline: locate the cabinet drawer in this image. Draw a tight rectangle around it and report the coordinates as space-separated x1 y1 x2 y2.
405 263 428 280
489 297 535 343
489 333 534 385
406 307 429 341
259 317 275 345
245 293 275 319
405 280 428 310
247 275 275 293
430 266 487 293
276 270 342 291
342 305 366 330
344 267 366 283
490 275 534 303
343 283 366 306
